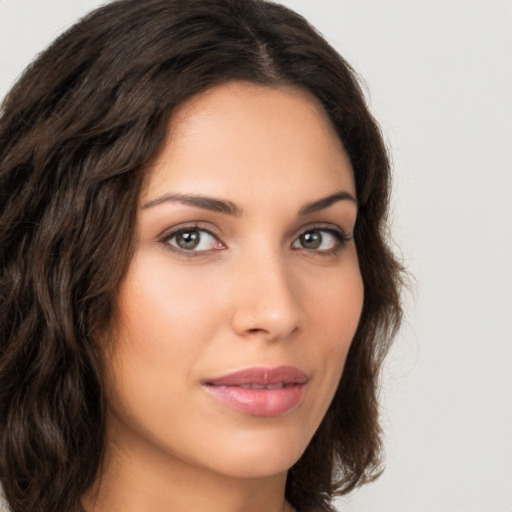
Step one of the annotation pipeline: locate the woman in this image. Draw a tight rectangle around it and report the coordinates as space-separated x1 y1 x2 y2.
0 1 403 511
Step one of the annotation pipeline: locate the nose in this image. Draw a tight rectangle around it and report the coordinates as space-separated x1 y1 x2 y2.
230 251 301 341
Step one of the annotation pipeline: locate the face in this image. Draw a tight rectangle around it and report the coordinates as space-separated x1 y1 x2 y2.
104 82 364 482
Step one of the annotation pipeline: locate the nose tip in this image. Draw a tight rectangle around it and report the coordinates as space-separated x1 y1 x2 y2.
230 262 301 341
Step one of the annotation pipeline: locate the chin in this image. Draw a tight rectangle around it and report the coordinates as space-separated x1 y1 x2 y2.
197 421 311 480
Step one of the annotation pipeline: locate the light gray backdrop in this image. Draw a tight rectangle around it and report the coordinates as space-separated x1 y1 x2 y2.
1 1 511 511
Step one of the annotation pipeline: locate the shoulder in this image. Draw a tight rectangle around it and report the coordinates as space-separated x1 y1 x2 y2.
0 484 11 512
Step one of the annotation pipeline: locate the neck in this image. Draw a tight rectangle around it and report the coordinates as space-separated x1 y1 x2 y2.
82 428 292 512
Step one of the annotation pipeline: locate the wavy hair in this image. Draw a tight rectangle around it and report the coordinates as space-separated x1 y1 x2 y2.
0 1 404 511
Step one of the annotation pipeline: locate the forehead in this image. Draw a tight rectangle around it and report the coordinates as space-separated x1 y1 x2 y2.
143 81 355 205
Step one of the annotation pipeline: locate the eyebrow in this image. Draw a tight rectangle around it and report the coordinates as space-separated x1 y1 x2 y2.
298 191 358 215
141 190 357 216
142 193 242 216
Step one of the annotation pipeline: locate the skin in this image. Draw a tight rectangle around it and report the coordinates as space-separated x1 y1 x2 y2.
84 82 364 512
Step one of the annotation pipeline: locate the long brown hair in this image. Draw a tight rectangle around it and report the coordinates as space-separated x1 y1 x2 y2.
0 1 404 511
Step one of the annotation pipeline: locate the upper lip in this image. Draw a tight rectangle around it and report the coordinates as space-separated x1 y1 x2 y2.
204 366 309 387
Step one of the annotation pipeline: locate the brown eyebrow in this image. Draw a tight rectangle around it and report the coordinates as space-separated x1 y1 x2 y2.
141 190 357 216
298 191 358 215
141 193 242 216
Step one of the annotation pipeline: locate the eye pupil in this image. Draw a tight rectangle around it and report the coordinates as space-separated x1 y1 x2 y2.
300 231 322 249
176 230 200 250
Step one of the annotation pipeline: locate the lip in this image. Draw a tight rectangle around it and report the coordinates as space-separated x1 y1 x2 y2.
203 366 309 417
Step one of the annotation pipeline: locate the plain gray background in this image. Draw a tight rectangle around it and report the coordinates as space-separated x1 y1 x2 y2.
1 1 511 511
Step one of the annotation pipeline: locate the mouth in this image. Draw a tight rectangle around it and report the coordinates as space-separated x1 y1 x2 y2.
202 366 309 417
236 383 290 389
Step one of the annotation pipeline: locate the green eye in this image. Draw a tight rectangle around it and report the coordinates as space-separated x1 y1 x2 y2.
292 227 349 252
165 228 223 252
175 230 201 250
299 231 323 249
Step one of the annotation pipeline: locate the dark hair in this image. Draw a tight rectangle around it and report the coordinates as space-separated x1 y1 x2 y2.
0 1 404 511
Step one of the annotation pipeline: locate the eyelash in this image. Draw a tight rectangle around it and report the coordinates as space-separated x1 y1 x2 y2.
159 223 223 258
292 225 352 256
159 223 352 258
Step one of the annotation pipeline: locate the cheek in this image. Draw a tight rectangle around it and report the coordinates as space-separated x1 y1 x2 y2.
307 257 364 389
305 258 364 351
105 253 230 422
103 253 230 434
115 252 226 357
287 255 363 440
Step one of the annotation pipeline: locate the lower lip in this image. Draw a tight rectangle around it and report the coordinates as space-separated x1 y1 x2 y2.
204 384 306 417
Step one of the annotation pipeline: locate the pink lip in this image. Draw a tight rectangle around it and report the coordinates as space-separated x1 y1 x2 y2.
203 366 308 417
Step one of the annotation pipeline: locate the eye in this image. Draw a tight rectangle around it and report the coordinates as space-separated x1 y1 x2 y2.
163 227 224 252
291 227 349 252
